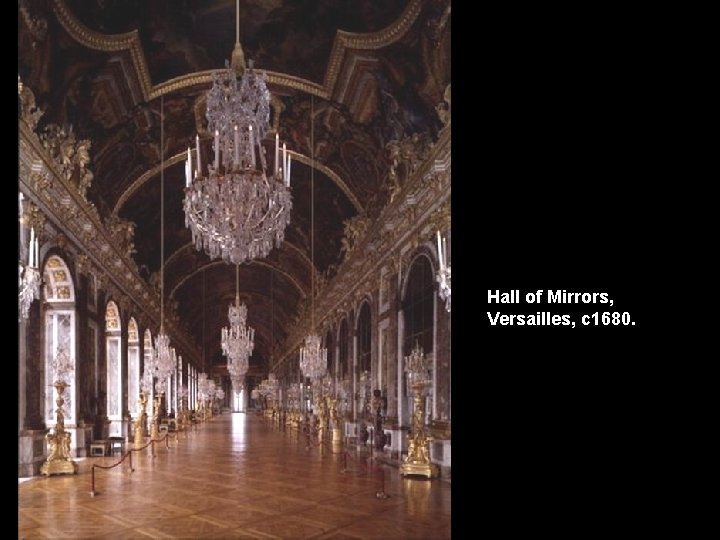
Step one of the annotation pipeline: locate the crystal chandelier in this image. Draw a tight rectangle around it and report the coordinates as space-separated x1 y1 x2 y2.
222 264 254 392
259 373 278 401
19 193 40 321
299 96 327 381
154 95 175 392
183 0 292 265
436 231 451 313
197 373 209 401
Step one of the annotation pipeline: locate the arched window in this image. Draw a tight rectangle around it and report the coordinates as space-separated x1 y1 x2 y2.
105 301 123 435
324 329 334 375
401 255 435 425
43 255 76 427
338 319 349 379
403 256 434 356
143 329 153 402
127 318 140 417
357 302 371 375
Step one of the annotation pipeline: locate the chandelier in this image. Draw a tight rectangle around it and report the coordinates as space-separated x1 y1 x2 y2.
154 94 175 393
436 231 451 313
299 96 327 381
258 373 278 400
183 0 292 265
222 265 254 392
197 373 209 401
153 334 177 393
19 193 40 321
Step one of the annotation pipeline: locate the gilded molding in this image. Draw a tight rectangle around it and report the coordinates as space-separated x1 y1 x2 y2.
52 0 153 97
324 0 424 92
52 0 421 104
18 77 44 131
74 254 90 276
23 200 47 241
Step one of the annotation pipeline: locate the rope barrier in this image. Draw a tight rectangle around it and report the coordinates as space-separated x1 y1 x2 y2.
294 418 390 499
89 432 173 497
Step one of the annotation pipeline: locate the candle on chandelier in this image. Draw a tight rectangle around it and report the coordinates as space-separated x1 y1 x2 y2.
196 135 202 176
443 237 447 267
286 155 292 187
234 126 240 166
437 231 444 271
249 125 256 167
19 193 24 247
275 133 279 175
185 147 192 187
29 227 35 267
34 237 39 269
214 130 220 170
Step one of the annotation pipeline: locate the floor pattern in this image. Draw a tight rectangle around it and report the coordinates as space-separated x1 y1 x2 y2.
18 413 451 539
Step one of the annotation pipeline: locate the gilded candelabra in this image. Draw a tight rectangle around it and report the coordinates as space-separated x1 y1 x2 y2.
314 394 328 442
150 394 161 439
178 396 190 431
328 396 343 452
134 391 148 446
40 381 78 476
400 345 438 479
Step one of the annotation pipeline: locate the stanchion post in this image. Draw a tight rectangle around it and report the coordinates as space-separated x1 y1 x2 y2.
90 466 96 497
375 465 389 499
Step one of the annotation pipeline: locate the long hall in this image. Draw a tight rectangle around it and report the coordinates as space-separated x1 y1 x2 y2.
19 412 451 539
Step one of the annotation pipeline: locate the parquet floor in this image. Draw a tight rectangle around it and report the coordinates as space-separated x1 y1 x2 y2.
18 413 451 539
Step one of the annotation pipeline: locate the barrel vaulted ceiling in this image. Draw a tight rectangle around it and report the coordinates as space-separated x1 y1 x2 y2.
18 0 451 371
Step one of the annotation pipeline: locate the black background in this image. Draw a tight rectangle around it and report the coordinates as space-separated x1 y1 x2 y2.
453 3 650 530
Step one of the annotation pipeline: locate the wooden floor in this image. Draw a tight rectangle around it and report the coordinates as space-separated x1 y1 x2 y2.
18 413 451 539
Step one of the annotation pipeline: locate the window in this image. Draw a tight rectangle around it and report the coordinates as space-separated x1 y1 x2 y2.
43 255 76 426
402 255 435 419
143 329 153 404
105 301 123 430
338 319 349 379
128 318 140 416
403 256 434 356
325 330 334 375
357 302 371 374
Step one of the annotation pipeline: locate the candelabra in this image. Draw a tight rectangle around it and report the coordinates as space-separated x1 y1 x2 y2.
41 344 78 476
19 224 40 321
436 231 450 313
400 344 439 479
197 373 208 421
215 388 225 414
134 390 148 446
150 393 162 439
177 385 189 430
